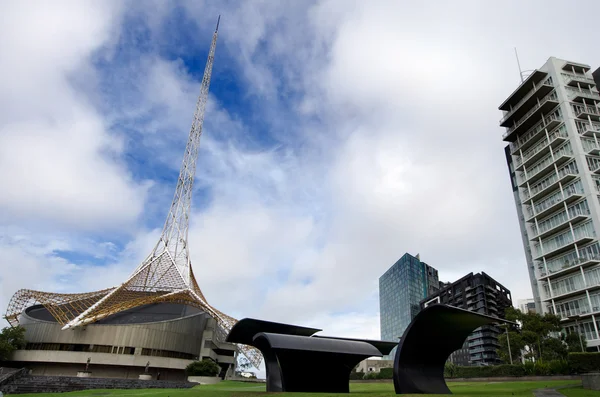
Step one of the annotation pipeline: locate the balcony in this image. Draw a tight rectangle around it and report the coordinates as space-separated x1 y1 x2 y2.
574 104 600 121
544 280 600 302
518 153 573 187
529 187 584 221
583 139 600 156
514 125 568 171
499 70 549 111
534 227 596 260
533 211 589 240
564 73 596 88
503 91 559 142
524 170 577 204
510 111 563 154
567 87 600 103
562 61 591 74
500 78 554 127
577 121 600 137
544 257 600 282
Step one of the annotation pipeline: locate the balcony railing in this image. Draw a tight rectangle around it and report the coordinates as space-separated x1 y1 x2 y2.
503 91 559 139
527 180 584 219
545 267 600 300
515 124 568 168
522 160 578 203
534 221 596 259
563 72 596 87
534 204 590 239
510 109 562 154
576 120 600 136
566 86 600 102
499 77 553 125
518 143 573 185
573 103 600 119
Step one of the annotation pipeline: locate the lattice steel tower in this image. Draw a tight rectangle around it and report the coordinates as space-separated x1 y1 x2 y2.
4 17 263 368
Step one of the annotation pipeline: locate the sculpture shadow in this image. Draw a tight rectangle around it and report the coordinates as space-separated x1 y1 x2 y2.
393 303 514 394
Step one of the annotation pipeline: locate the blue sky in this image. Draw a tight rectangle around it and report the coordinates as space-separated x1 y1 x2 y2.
4 0 600 348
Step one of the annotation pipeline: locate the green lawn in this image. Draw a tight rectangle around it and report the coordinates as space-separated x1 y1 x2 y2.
11 379 590 397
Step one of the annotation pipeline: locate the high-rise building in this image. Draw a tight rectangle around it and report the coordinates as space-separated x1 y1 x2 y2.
518 298 536 314
500 57 600 350
421 272 512 366
379 253 439 358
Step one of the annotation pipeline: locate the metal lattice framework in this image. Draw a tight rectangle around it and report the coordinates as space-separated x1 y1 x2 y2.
4 17 263 369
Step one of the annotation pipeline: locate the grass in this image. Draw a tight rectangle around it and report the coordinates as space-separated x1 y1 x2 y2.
11 379 589 397
561 386 600 397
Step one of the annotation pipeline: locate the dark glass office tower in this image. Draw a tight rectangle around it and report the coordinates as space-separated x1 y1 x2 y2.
379 253 439 358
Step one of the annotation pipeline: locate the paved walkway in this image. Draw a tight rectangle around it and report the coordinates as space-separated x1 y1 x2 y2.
533 389 566 397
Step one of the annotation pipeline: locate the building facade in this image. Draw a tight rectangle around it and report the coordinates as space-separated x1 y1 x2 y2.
379 253 439 358
421 272 512 366
518 298 537 314
8 303 236 380
500 57 600 349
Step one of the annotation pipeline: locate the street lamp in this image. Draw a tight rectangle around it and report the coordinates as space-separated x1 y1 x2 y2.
499 323 513 365
567 314 585 352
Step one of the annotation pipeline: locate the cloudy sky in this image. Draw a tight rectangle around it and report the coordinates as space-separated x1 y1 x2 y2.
2 0 600 345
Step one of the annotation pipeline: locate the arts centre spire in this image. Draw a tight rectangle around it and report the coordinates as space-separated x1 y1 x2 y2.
4 16 262 368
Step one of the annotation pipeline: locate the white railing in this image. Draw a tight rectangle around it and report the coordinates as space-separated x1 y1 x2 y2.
576 120 600 135
535 197 589 237
562 72 595 85
566 86 600 101
515 124 568 167
535 221 596 258
503 91 559 138
510 109 562 154
519 142 572 184
500 77 553 125
573 103 600 117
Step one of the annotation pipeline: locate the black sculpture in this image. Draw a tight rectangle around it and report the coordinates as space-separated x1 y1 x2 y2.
393 304 514 395
227 318 397 392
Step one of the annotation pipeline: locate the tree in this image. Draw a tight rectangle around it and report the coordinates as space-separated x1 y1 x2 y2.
0 326 26 361
497 330 525 363
565 331 587 353
185 358 221 377
497 308 565 362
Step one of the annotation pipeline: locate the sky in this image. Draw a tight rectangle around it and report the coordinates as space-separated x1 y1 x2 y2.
2 0 600 352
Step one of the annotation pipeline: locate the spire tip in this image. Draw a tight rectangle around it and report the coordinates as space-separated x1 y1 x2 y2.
216 15 220 32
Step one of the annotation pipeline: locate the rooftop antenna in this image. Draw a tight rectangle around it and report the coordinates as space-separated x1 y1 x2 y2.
514 47 535 83
514 47 524 83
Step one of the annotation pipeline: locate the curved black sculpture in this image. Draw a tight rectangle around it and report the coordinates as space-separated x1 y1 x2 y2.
393 304 513 395
227 318 397 393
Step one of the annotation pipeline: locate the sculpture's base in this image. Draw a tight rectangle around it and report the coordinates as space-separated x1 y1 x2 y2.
582 373 600 390
187 376 221 385
76 371 91 378
138 374 152 380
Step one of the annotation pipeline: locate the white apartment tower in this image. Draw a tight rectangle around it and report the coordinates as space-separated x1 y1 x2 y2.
501 57 600 350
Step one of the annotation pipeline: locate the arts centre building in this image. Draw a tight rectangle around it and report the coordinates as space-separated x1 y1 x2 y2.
2 21 253 381
10 303 236 380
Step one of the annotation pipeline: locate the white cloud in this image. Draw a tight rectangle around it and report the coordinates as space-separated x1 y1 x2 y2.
4 1 600 354
0 1 150 231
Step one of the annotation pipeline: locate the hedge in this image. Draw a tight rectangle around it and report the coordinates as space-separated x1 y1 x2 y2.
445 360 573 378
352 355 599 380
568 352 600 374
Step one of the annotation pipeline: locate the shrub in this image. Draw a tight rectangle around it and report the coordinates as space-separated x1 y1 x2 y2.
568 352 600 373
185 359 220 377
349 370 364 380
547 360 570 375
378 368 393 379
